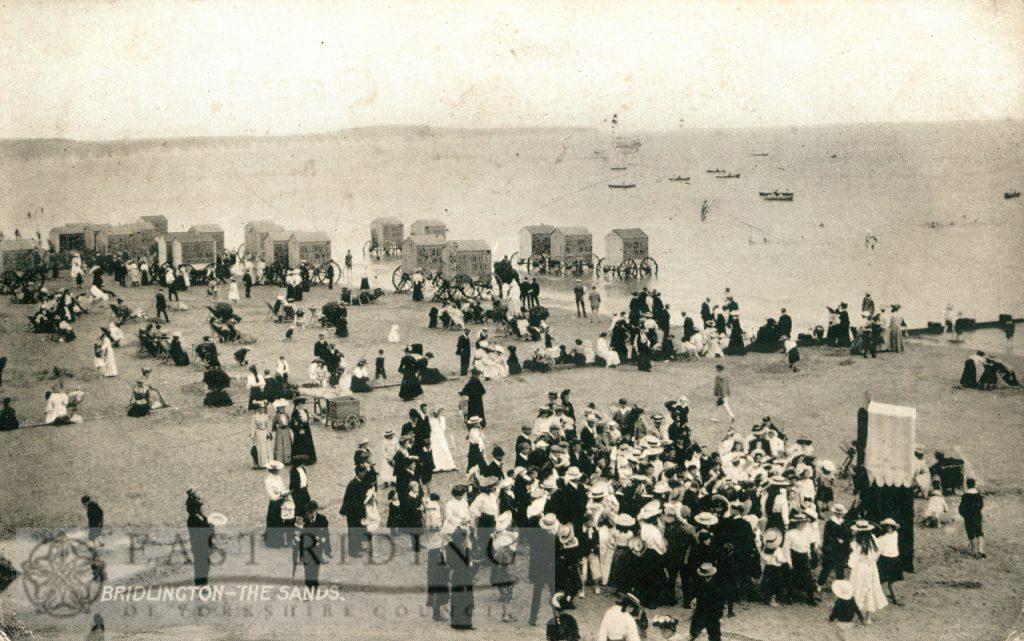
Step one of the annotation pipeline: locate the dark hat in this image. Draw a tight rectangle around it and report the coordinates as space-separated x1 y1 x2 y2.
492 446 505 458
304 500 320 513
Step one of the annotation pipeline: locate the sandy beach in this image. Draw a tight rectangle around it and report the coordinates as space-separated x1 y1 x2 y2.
1 273 1022 641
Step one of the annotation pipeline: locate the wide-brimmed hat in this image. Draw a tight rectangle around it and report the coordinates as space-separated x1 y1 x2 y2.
638 500 662 521
694 512 718 527
266 461 284 471
697 563 717 577
557 524 577 544
769 475 791 486
651 614 679 629
880 517 900 529
541 477 558 491
831 503 848 515
819 460 836 475
564 466 583 481
653 480 670 495
614 513 636 528
495 511 513 531
478 476 499 490
466 416 483 426
207 512 229 527
539 513 559 532
763 528 783 549
617 592 642 610
831 580 854 600
851 519 874 532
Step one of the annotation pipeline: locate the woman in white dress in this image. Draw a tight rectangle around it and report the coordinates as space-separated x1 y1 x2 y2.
227 279 240 303
848 520 888 623
250 410 275 469
429 407 458 472
380 430 398 485
99 329 118 377
596 332 620 367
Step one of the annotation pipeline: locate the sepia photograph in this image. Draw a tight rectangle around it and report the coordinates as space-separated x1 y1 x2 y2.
1 1 1022 640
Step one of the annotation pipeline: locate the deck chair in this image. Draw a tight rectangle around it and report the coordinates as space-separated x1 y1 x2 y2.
264 302 280 322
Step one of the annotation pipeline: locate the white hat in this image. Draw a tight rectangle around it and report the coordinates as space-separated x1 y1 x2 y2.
614 513 636 528
851 519 874 533
831 580 854 600
539 513 560 532
564 466 583 481
819 460 836 475
266 461 284 471
694 512 718 527
207 512 229 527
495 511 513 531
638 501 662 521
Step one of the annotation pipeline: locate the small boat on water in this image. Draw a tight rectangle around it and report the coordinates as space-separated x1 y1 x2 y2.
714 173 741 179
608 183 636 189
706 169 726 174
668 175 690 182
611 166 628 171
1005 191 1020 199
752 153 769 157
760 191 794 201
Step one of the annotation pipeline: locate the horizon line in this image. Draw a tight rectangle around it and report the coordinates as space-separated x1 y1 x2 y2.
1 116 1019 146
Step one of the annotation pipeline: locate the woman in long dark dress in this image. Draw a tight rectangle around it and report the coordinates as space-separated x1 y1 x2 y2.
635 333 652 372
458 370 487 426
185 490 214 585
350 359 374 393
289 398 317 464
724 322 747 356
448 527 475 630
507 345 522 375
398 349 424 402
169 333 190 366
420 353 447 385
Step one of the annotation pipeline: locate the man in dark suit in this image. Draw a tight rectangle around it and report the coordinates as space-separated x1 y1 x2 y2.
196 336 220 368
81 495 104 543
480 447 506 479
314 334 331 362
339 466 370 557
294 501 332 589
456 329 472 376
242 270 253 298
155 288 170 323
700 297 713 326
548 467 588 532
778 308 793 341
530 278 540 308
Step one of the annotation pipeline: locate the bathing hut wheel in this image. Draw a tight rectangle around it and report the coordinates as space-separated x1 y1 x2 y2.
638 257 659 278
526 253 549 274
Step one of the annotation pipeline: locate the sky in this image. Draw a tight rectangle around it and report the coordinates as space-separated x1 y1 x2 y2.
1 0 1022 140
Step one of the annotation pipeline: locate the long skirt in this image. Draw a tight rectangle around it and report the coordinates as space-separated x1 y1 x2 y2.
877 555 903 583
426 548 450 608
399 374 423 401
265 499 291 548
607 547 631 590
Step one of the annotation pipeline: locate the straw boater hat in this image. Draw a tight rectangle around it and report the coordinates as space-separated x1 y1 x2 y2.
541 476 558 491
467 416 483 426
539 513 560 532
697 563 717 577
694 512 718 528
557 524 578 545
266 461 284 471
590 486 606 500
762 528 783 549
831 503 848 516
831 580 854 600
614 513 636 529
880 517 900 529
851 519 874 532
207 512 229 527
769 475 791 486
564 466 583 482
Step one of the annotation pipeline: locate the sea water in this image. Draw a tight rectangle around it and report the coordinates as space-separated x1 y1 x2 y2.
2 120 1021 330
